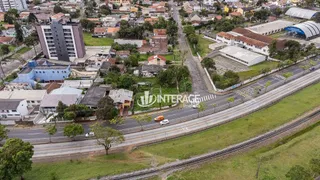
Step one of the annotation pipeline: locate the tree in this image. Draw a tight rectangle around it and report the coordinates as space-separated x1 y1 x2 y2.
33 0 41 5
283 72 293 82
133 114 152 130
53 5 64 14
227 97 235 107
0 138 34 180
118 74 136 89
90 123 125 155
183 25 195 36
100 5 111 15
14 22 23 43
286 165 312 180
24 35 37 55
0 44 10 55
197 102 206 117
63 123 84 140
254 9 271 22
201 57 216 70
64 111 76 120
96 96 118 121
0 124 9 145
45 124 57 143
56 101 67 117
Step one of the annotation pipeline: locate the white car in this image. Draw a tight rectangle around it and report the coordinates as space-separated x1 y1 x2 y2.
160 119 170 125
85 132 95 137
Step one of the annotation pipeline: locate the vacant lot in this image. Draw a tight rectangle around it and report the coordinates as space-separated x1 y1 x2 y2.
83 33 114 46
237 61 279 81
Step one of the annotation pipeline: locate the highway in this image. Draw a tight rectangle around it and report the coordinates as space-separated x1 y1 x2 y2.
32 68 320 160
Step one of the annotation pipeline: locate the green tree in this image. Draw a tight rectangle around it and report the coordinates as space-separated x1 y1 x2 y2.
286 165 312 180
90 123 125 155
133 114 152 130
96 96 118 121
53 5 64 14
45 124 57 143
14 22 23 42
0 124 9 145
118 74 136 89
197 102 206 117
283 72 293 82
63 123 84 140
99 5 111 15
201 57 216 70
183 25 195 36
310 158 320 177
64 111 76 120
0 44 10 55
24 35 37 55
56 101 67 117
0 138 34 180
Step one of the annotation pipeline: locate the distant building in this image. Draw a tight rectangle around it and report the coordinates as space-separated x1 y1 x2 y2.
0 99 28 122
219 46 266 66
114 39 145 47
108 89 133 115
0 0 27 12
36 13 86 61
12 60 71 87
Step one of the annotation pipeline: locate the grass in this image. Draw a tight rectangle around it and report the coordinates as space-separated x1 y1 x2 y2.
238 61 279 81
269 31 285 38
16 47 32 54
168 121 320 180
83 32 114 46
137 82 320 160
23 153 150 180
198 34 215 57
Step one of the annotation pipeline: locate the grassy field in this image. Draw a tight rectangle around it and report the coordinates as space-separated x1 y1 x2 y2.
24 82 320 180
16 47 32 54
83 32 114 46
269 31 286 38
168 122 320 180
238 61 279 81
197 34 215 57
23 153 149 180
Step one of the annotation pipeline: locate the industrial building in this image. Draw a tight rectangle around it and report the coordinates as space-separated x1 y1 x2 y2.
285 7 319 20
36 13 86 62
284 21 320 40
247 20 295 36
219 46 266 66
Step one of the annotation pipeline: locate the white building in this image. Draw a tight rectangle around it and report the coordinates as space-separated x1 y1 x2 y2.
40 94 78 114
0 0 27 12
219 46 266 66
246 20 295 36
0 90 47 107
0 99 28 123
203 0 215 6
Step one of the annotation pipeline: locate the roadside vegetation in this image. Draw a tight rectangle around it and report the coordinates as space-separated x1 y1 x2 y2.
14 82 320 180
237 61 279 81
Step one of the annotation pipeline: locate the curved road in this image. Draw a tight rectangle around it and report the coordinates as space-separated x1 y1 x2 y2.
32 68 320 160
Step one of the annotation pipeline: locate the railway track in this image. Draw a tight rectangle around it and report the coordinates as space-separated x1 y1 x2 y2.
103 109 320 180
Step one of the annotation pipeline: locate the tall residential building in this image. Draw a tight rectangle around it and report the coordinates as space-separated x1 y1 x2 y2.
36 13 86 62
0 0 27 12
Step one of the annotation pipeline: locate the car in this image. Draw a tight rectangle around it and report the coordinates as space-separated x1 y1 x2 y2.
192 104 199 109
160 119 169 125
85 132 95 137
154 115 165 122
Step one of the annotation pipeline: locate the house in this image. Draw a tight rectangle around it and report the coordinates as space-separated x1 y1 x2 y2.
116 50 130 58
141 64 163 77
19 12 30 20
153 29 166 36
150 35 168 54
0 90 47 107
50 86 82 100
145 17 159 25
62 80 93 89
93 27 108 37
108 89 133 115
80 86 107 108
0 37 14 44
40 94 78 114
44 82 61 93
148 55 166 66
229 12 242 17
3 24 14 30
0 99 28 123
3 82 33 91
12 60 71 87
107 27 120 36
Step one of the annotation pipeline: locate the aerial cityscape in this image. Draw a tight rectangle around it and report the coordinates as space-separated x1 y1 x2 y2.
1 0 320 179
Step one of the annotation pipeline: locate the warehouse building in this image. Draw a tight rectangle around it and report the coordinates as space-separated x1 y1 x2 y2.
285 7 319 20
284 21 320 40
219 46 266 66
247 20 295 36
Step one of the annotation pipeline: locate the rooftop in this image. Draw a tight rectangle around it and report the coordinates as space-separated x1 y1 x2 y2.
246 20 295 35
80 86 107 107
0 99 23 110
40 94 78 107
109 89 133 104
219 46 266 63
0 90 47 101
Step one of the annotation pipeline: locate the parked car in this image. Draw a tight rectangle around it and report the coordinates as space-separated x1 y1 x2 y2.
85 132 95 137
160 119 169 125
154 115 165 122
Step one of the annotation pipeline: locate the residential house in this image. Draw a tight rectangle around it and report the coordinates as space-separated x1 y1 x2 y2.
116 50 130 58
141 64 163 77
153 29 166 36
107 27 120 36
0 99 28 123
93 27 108 37
44 82 61 93
150 35 168 54
3 82 32 91
40 94 78 114
0 37 14 44
148 55 166 66
80 86 107 108
108 89 133 115
50 86 83 101
0 90 47 107
0 12 4 21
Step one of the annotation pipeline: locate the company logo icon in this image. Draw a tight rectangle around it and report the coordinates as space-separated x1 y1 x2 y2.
137 91 157 107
